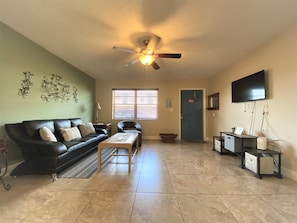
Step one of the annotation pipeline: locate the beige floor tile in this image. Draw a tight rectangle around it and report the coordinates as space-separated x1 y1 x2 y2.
77 191 135 223
98 173 140 192
2 174 52 192
142 150 168 162
258 194 297 222
2 140 297 223
177 194 237 223
0 187 52 220
219 194 291 222
0 218 23 223
167 161 204 175
45 173 108 191
24 191 93 223
211 176 254 195
130 193 183 223
216 163 250 176
265 177 297 193
171 174 216 194
166 154 202 163
240 176 293 194
140 160 169 174
137 173 175 193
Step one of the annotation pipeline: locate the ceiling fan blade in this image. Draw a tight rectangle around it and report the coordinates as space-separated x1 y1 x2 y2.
151 61 160 70
112 46 137 54
155 53 182 58
124 59 139 67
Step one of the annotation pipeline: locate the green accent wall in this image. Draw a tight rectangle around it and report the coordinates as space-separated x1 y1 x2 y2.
0 22 95 164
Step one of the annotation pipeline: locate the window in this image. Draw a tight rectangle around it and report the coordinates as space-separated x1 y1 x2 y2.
112 89 158 120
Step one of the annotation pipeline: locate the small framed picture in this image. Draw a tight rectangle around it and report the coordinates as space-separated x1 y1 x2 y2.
234 127 244 135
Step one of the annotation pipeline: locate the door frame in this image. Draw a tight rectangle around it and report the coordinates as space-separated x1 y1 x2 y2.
179 88 206 141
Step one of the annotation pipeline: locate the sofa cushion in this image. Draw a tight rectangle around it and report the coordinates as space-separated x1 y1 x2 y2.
78 122 96 137
70 118 83 127
54 119 71 130
39 126 57 142
60 127 82 142
81 133 107 143
64 140 86 152
54 119 71 141
23 120 55 138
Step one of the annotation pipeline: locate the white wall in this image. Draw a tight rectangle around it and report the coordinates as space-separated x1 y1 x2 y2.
208 22 297 181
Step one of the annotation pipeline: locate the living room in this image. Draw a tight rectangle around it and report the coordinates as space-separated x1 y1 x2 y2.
1 2 297 222
1 1 296 182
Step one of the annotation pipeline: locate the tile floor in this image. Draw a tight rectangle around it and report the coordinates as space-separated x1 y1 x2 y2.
1 140 297 223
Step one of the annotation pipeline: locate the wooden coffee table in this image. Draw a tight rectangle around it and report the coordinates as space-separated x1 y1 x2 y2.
97 132 139 173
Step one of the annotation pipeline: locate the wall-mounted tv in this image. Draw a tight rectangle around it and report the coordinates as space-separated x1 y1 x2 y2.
232 70 267 103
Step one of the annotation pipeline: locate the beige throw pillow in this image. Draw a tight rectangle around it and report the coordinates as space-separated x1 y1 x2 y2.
79 122 96 137
39 126 57 142
60 127 82 142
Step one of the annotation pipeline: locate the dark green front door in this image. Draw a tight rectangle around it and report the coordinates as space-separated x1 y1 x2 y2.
181 90 203 141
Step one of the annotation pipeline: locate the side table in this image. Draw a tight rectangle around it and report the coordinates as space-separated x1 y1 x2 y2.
93 123 112 137
0 138 11 191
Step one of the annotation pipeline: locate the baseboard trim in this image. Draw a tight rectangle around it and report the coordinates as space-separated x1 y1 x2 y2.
282 167 297 182
143 136 163 140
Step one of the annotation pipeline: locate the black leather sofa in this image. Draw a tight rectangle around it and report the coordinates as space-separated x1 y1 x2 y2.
5 118 108 178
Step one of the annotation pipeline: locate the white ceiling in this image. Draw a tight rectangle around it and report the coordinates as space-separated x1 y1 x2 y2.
0 0 296 80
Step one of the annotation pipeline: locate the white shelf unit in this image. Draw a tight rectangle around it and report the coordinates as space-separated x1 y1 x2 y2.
212 136 228 154
221 132 257 154
245 152 274 174
243 148 282 179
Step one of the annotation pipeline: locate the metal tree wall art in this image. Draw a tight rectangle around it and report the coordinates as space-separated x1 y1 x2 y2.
41 74 78 103
73 87 78 103
18 71 34 98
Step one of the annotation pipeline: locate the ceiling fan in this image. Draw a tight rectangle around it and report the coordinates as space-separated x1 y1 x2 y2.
112 35 182 70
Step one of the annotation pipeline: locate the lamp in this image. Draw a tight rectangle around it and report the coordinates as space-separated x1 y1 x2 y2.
139 48 155 65
139 54 154 65
95 102 101 123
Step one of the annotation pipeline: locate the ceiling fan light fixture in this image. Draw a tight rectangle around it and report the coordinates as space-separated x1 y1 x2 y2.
112 35 182 70
139 54 154 65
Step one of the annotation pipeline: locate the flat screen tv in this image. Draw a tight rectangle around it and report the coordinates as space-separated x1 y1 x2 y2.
232 70 267 103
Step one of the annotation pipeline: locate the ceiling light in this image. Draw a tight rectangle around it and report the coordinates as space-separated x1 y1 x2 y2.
139 54 154 65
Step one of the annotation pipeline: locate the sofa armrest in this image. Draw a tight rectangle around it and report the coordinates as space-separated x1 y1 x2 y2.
5 123 67 156
94 127 108 135
135 124 142 132
21 140 67 156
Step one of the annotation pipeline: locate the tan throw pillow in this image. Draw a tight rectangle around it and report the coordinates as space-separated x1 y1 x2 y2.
39 127 57 142
78 122 96 137
60 127 82 142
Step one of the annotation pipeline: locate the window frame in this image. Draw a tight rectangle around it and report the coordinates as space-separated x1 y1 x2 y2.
112 88 158 120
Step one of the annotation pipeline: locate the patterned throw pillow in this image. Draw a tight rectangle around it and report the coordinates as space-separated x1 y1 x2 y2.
39 126 57 142
78 122 96 137
60 127 82 142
